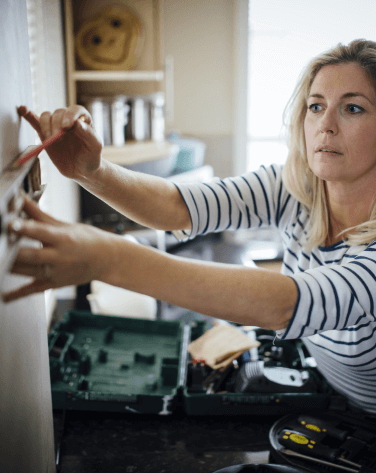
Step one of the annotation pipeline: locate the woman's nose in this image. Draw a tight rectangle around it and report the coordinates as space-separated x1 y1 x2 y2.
319 110 338 135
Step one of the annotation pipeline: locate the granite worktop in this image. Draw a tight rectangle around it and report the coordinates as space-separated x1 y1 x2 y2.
53 409 277 473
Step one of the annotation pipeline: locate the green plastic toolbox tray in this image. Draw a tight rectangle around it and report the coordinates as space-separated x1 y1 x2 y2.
49 312 338 416
48 310 191 415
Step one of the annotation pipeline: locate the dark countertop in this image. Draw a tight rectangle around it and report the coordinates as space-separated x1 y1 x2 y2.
53 409 276 473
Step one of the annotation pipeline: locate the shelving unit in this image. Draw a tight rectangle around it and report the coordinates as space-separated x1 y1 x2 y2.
71 70 164 82
102 140 175 164
63 0 174 166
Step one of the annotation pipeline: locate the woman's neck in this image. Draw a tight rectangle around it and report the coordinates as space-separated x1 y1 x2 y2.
325 181 375 246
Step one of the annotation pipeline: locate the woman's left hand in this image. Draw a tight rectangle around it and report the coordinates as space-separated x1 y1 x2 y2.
2 197 114 302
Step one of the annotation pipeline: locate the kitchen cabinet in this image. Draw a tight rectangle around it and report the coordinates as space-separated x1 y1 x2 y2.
63 0 175 166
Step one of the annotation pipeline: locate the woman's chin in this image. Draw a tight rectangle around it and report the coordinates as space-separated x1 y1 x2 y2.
309 162 345 183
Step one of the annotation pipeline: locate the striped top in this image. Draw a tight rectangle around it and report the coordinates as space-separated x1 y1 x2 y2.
173 164 376 413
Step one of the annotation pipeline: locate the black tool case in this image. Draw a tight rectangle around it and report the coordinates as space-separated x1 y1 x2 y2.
269 411 376 473
48 310 340 416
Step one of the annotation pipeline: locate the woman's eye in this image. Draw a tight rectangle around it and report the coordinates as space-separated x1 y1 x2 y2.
308 103 322 113
347 104 364 114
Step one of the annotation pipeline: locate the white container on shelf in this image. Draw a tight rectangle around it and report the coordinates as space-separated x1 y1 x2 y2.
150 92 165 142
131 97 150 141
84 97 111 146
111 95 130 147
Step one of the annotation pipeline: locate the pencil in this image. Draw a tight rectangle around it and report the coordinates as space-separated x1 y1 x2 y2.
12 128 66 169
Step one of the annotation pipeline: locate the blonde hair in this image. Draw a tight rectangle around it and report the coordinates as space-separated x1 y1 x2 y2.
282 39 376 249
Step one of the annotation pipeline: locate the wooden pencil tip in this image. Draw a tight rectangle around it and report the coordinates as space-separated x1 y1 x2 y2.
10 161 21 171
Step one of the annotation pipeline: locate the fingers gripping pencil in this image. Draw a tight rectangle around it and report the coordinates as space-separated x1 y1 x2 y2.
14 107 86 169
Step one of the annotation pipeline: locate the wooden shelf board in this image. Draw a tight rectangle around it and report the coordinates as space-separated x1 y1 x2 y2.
73 70 164 82
102 141 179 165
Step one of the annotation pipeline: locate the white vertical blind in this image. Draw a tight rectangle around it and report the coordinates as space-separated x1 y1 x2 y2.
26 0 48 117
247 0 376 172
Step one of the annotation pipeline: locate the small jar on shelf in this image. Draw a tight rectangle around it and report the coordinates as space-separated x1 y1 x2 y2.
81 92 165 147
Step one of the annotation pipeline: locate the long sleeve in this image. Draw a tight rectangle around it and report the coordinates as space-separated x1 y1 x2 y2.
275 233 376 414
278 241 376 339
172 164 294 241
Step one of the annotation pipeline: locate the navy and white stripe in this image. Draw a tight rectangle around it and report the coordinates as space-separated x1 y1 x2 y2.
173 164 376 413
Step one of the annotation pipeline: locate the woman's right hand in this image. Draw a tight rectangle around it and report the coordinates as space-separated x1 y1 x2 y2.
18 105 103 181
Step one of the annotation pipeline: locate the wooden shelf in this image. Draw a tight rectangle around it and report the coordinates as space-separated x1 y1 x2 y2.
102 141 179 165
73 70 164 82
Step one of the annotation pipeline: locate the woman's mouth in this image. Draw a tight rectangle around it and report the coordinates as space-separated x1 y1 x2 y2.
315 147 343 155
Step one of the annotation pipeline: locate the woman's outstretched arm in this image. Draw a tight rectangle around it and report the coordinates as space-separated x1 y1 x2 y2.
2 198 297 330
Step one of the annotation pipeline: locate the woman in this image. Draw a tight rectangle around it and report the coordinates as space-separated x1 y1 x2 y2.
4 39 376 413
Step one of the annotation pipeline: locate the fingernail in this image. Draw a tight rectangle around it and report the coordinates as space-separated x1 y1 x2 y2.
77 119 88 131
62 118 70 128
10 219 23 232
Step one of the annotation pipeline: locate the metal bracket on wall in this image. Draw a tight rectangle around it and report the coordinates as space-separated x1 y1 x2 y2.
0 151 46 284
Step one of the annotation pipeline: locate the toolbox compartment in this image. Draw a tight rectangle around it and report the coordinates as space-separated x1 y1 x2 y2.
48 311 337 416
183 327 335 416
48 311 190 415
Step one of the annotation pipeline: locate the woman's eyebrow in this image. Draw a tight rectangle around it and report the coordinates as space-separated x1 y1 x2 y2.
341 92 374 103
308 92 374 104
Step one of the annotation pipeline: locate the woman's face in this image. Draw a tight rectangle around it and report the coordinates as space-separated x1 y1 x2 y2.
304 62 376 188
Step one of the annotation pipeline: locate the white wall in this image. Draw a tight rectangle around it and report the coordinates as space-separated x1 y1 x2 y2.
0 2 56 470
163 0 237 177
